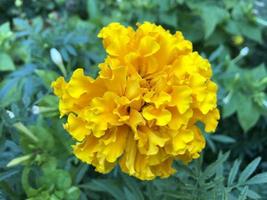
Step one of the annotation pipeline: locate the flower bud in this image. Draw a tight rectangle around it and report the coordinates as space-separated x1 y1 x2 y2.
240 47 249 57
7 154 32 167
6 110 15 119
50 48 67 77
50 48 63 67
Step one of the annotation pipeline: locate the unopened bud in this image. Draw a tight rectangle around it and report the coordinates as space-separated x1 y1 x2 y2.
7 154 32 167
240 47 249 57
50 48 67 77
50 48 63 66
32 105 40 115
6 110 15 119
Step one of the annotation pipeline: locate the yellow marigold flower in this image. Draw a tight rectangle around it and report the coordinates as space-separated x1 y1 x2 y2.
52 22 220 180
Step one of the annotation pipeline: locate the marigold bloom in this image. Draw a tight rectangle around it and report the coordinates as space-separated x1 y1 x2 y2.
52 22 220 180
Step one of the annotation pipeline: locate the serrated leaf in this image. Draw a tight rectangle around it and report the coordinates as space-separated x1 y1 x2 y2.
228 159 241 186
239 157 261 183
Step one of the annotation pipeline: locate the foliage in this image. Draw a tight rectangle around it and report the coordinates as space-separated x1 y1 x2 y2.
0 0 266 199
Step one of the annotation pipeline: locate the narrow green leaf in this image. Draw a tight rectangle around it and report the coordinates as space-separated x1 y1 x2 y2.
211 135 236 144
80 180 124 200
227 159 241 186
238 186 248 200
121 174 144 200
87 0 100 20
246 172 267 185
0 169 19 182
202 152 230 180
239 157 261 183
246 189 261 199
123 187 137 200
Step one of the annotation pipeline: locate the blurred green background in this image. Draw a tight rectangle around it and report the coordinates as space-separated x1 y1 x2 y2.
0 0 267 199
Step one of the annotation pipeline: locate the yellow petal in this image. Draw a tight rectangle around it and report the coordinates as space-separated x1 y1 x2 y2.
170 86 192 114
101 126 128 163
168 107 193 130
64 113 90 141
138 36 160 57
202 108 220 132
142 105 172 126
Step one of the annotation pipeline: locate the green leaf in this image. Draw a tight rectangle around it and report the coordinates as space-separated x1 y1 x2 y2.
227 159 241 186
239 22 262 43
0 22 11 33
199 5 229 38
121 174 144 200
238 186 248 200
239 157 261 183
65 186 81 200
202 152 230 180
211 135 236 144
35 69 59 88
246 189 261 199
81 179 125 200
0 169 19 182
237 94 260 132
246 172 267 185
0 52 15 71
87 0 100 20
250 64 267 80
224 20 241 35
222 91 239 118
22 167 39 197
124 187 137 200
56 170 72 190
160 12 177 27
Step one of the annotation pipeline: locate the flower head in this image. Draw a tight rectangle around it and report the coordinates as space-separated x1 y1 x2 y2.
52 22 220 180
